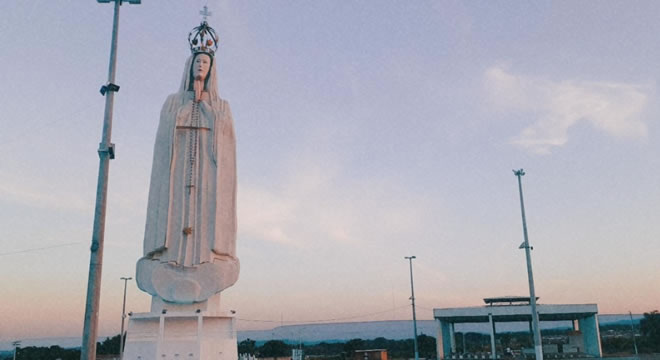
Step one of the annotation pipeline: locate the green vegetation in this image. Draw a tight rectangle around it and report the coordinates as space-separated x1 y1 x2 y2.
3 335 122 360
640 310 660 352
4 346 79 360
259 340 292 357
239 335 437 359
238 335 435 359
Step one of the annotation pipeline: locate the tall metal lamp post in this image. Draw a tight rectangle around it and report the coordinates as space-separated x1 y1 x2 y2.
405 256 419 360
81 1 140 359
120 276 132 360
629 311 639 357
513 169 543 360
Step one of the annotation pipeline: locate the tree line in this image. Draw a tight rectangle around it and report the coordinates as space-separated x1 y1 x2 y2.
239 334 437 359
3 335 121 360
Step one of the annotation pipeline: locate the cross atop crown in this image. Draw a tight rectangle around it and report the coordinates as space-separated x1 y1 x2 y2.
188 5 218 56
200 5 212 22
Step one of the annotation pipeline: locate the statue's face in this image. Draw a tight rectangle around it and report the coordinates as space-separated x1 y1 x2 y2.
193 53 211 80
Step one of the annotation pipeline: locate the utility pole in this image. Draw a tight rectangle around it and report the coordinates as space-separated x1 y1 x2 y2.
629 311 639 357
120 277 132 360
81 1 140 359
405 256 419 360
513 169 543 360
12 341 20 360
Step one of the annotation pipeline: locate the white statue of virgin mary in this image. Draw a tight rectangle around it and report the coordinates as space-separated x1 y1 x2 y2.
137 22 239 304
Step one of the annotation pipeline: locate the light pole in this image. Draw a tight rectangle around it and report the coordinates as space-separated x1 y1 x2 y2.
629 311 639 357
12 341 20 360
405 256 419 360
120 276 132 359
81 1 140 359
513 169 543 360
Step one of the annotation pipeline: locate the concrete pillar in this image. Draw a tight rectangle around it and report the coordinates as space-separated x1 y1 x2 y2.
436 319 452 359
488 314 496 360
578 315 602 357
436 319 444 359
449 323 457 354
157 313 165 356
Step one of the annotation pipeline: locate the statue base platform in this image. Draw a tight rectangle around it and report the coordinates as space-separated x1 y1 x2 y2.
122 296 237 360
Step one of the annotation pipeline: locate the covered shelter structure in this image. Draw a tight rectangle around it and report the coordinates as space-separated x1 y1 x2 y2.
434 297 602 359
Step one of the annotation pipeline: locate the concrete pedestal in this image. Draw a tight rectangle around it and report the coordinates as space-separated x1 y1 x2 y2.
122 297 237 360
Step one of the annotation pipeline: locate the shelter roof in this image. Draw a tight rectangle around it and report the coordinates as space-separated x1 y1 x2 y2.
483 296 538 305
433 303 598 323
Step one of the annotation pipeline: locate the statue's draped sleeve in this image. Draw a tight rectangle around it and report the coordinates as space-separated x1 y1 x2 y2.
143 94 179 255
213 100 237 257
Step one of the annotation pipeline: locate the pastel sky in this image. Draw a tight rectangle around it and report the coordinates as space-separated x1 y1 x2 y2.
1 1 659 342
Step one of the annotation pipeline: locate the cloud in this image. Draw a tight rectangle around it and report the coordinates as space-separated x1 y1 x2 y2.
484 66 650 154
0 178 91 212
238 161 427 249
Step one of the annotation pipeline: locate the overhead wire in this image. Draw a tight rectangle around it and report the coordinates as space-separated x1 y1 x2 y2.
0 242 85 257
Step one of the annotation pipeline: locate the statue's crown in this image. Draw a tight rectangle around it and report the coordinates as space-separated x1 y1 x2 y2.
188 20 218 56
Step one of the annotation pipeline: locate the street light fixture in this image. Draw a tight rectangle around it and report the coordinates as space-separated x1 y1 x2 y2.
405 256 419 360
81 1 140 359
120 277 132 360
513 169 543 360
98 0 141 3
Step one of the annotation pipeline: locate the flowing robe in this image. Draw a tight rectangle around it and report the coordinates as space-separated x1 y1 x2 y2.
144 92 237 263
137 55 239 303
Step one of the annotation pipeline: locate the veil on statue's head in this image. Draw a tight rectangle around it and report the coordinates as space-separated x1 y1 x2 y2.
178 52 220 101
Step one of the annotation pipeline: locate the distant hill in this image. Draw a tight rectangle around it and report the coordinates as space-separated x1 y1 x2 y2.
0 314 642 351
236 314 641 344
